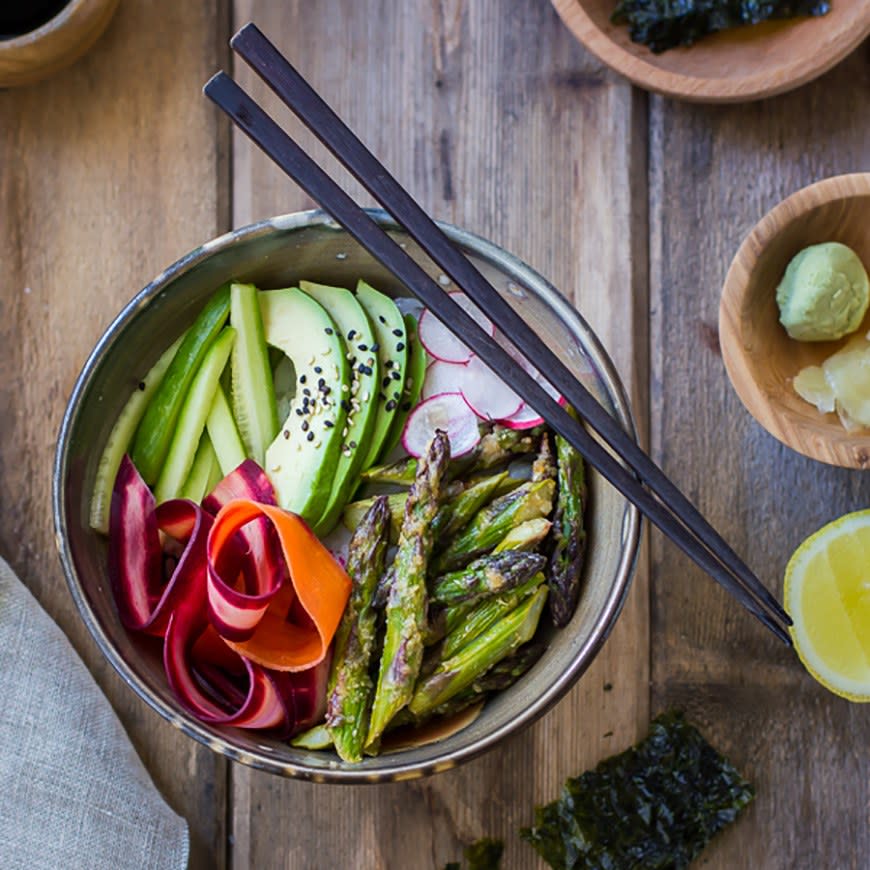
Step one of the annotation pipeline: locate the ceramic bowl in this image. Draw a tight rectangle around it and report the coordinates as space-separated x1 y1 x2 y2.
0 0 119 88
719 173 870 468
551 0 870 103
54 209 640 782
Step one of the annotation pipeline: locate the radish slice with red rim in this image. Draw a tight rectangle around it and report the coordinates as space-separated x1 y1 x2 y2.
418 292 494 364
421 358 467 400
501 402 545 430
401 392 481 458
459 355 523 420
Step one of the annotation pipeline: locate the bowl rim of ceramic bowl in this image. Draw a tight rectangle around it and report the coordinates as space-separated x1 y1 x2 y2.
719 172 870 468
53 208 641 782
550 0 870 103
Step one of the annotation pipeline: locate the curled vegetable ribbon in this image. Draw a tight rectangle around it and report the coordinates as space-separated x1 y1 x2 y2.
109 456 341 732
207 499 352 671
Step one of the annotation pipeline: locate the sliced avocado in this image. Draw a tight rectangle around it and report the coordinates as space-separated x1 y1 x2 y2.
381 312 428 456
300 281 381 535
259 288 349 523
354 280 408 469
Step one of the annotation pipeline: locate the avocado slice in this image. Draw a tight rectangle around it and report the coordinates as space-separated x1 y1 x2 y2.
381 313 428 456
299 280 381 534
258 288 349 523
354 280 408 469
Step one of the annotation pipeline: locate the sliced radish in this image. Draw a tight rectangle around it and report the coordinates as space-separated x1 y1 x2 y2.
501 402 545 430
422 358 467 400
402 392 481 458
459 355 523 420
418 292 494 363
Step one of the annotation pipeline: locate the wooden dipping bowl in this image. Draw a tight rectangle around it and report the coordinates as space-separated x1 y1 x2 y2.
551 0 870 103
0 0 120 88
720 173 870 468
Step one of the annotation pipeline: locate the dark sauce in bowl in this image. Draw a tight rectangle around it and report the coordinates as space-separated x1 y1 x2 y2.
0 0 73 40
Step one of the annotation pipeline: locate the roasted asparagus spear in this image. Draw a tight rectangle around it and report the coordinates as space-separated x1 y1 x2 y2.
366 431 450 746
409 585 548 718
434 478 556 572
325 496 392 762
430 551 545 607
549 423 587 627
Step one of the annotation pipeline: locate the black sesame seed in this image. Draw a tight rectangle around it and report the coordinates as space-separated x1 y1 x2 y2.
392 328 403 337
318 377 325 387
325 327 334 335
370 343 380 352
385 360 394 369
396 342 405 352
314 366 323 374
138 381 146 391
378 315 387 324
283 430 290 439
299 374 307 384
295 408 304 416
324 420 334 428
357 343 368 352
385 400 397 411
301 421 309 431
349 440 357 449
401 401 412 411
379 392 387 401
391 371 401 381
382 376 392 388
307 431 315 442
348 329 356 340
303 388 312 397
341 399 351 412
393 391 401 400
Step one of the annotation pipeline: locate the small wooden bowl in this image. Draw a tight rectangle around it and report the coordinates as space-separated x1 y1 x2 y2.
720 173 870 468
0 0 119 88
551 0 870 103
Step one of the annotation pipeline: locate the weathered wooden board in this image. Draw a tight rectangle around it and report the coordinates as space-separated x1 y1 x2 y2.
0 2 229 865
648 51 870 869
229 0 649 867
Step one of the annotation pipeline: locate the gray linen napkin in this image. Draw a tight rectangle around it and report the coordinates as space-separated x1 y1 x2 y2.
0 557 189 869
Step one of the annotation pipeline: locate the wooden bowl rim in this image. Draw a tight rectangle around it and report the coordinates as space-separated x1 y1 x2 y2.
0 0 120 88
719 172 870 468
551 0 870 103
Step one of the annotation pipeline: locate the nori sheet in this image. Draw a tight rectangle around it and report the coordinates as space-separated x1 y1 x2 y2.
611 0 831 53
520 711 754 869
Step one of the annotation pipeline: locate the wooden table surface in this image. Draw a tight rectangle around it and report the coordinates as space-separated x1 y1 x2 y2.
1 2 867 868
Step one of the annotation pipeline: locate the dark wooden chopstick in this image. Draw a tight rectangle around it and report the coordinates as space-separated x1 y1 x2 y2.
228 22 792 633
204 59 791 642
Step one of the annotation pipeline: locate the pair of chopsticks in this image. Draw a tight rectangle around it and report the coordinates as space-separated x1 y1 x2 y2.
205 23 792 644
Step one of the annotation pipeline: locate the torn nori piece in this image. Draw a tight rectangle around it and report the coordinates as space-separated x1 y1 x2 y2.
611 0 831 53
520 711 754 869
443 838 504 870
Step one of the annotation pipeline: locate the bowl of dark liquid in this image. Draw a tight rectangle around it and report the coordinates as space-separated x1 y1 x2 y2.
0 0 120 87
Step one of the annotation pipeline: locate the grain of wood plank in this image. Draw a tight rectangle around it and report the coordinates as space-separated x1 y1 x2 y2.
0 1 230 866
229 1 649 867
648 52 870 870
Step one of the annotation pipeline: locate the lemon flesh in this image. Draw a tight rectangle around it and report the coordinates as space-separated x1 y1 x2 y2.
785 510 870 701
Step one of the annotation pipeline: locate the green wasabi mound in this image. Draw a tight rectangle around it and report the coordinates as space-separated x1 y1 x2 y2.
777 242 870 342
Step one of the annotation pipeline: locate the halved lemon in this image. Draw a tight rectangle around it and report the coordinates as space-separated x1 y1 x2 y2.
784 510 870 702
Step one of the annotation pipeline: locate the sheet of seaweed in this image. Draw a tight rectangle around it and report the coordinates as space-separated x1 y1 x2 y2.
444 837 504 870
611 0 831 53
521 711 754 869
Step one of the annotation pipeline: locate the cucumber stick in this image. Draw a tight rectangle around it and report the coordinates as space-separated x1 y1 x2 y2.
230 283 279 465
154 328 236 504
88 334 185 534
207 382 247 475
180 433 220 503
131 284 231 484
